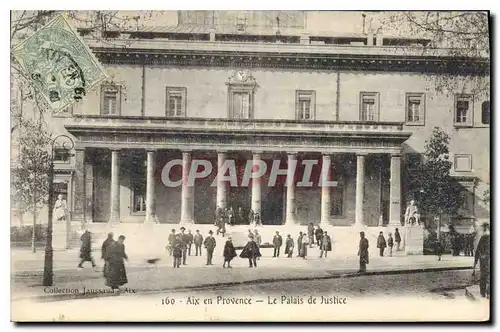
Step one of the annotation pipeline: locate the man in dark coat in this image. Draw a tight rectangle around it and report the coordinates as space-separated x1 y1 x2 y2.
358 232 369 273
273 231 283 257
394 228 402 251
228 207 235 226
473 223 490 298
223 237 237 268
248 210 254 225
315 226 324 249
254 212 262 226
101 232 114 277
285 234 294 258
180 227 189 265
215 206 223 226
319 231 332 258
297 231 304 257
78 230 96 268
193 229 203 256
204 230 217 265
105 235 128 290
186 230 194 256
387 233 394 257
172 234 183 268
377 231 387 257
240 235 262 268
307 222 315 247
167 229 176 256
216 214 226 237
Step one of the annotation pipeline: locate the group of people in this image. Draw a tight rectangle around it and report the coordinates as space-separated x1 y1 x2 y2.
214 206 263 237
78 230 129 291
375 229 402 257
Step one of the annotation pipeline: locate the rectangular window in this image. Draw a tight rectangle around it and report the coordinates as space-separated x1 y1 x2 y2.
132 182 146 214
100 85 121 115
53 105 73 118
166 87 187 117
229 91 252 119
406 93 425 125
331 186 344 216
360 92 379 122
454 154 472 172
454 94 474 126
296 90 316 120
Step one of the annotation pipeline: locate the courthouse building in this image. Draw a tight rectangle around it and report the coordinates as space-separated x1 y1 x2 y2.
14 11 490 233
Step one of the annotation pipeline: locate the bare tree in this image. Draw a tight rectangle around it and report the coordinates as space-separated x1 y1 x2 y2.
384 11 490 99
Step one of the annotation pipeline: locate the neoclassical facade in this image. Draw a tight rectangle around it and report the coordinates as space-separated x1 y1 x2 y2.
23 14 489 231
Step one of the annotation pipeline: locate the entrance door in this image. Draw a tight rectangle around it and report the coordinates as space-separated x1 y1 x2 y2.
262 185 284 225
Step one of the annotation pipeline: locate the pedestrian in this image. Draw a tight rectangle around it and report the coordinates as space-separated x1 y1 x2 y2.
273 231 283 257
434 236 444 261
300 235 309 259
394 228 401 251
297 231 304 257
194 229 203 256
307 222 314 247
101 232 114 277
215 205 223 226
254 212 261 226
473 223 490 298
358 231 369 273
172 234 182 268
254 229 262 260
387 233 394 257
240 234 261 268
104 235 128 290
186 230 194 256
319 231 332 258
284 234 294 258
167 229 176 255
315 226 324 248
180 227 189 265
248 209 255 226
248 229 254 239
377 231 387 257
216 214 226 237
223 237 237 268
78 230 96 268
204 230 216 266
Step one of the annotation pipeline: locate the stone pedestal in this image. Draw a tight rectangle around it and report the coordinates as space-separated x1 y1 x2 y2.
404 226 424 255
53 219 71 250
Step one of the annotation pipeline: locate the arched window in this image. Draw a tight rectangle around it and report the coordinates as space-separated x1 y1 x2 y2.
482 101 490 125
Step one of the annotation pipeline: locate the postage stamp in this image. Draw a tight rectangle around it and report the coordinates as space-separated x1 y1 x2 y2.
11 14 107 113
10 10 490 323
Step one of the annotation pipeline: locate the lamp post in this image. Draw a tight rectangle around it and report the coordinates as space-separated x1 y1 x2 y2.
43 134 74 287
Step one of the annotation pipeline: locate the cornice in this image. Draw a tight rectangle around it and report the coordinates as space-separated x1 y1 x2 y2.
92 48 488 75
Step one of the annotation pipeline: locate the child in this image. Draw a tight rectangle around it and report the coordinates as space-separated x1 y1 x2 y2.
387 233 394 257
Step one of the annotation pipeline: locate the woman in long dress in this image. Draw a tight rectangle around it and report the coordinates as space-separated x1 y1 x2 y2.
105 235 128 290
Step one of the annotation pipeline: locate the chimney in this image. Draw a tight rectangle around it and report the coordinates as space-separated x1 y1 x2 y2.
300 33 310 45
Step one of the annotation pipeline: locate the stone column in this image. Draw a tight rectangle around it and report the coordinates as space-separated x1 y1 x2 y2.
73 148 86 222
145 149 158 223
355 153 367 226
216 151 228 209
285 152 297 225
109 149 121 223
320 154 332 226
389 153 402 226
251 152 262 216
180 150 195 224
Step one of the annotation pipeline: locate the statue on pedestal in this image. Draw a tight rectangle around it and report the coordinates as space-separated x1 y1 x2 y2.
404 200 420 226
53 194 68 222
